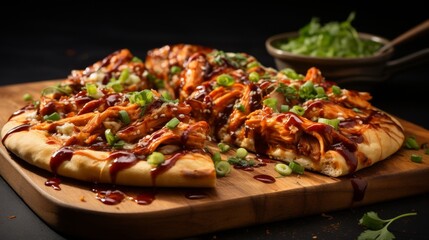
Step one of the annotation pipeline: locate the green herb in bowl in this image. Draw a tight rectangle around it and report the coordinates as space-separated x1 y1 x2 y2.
275 12 382 58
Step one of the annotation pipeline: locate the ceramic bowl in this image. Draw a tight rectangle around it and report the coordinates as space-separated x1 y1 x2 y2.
266 32 397 84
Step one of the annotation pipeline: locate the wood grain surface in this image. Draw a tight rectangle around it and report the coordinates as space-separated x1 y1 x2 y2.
1 81 429 239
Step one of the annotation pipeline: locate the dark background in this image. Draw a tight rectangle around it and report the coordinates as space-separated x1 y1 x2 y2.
1 1 428 239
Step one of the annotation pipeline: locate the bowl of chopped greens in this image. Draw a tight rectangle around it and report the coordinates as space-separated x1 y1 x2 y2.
266 13 394 82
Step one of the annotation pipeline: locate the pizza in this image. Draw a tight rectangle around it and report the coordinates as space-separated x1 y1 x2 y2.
1 45 404 188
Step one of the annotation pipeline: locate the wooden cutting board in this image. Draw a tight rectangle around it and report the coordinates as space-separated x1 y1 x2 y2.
1 80 429 239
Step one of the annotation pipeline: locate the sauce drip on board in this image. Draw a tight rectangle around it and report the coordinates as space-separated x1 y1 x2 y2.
185 190 207 200
253 174 276 184
134 191 156 205
351 177 368 201
45 177 61 190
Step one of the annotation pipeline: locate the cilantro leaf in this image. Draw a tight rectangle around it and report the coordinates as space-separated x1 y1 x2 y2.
358 211 417 240
359 211 387 230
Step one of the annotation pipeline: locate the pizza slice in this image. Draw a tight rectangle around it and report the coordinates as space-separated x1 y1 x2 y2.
147 44 405 177
1 49 216 187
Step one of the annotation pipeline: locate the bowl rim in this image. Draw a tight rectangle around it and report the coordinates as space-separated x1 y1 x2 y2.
265 31 394 63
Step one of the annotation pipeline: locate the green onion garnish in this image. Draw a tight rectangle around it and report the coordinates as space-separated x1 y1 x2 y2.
275 163 292 176
109 81 123 93
405 137 420 150
315 86 326 98
249 72 260 82
212 152 221 163
147 152 165 166
425 149 429 155
170 66 182 75
290 105 305 116
318 118 340 130
236 148 248 158
263 98 278 111
352 107 362 113
235 103 245 112
332 85 342 95
289 161 305 174
85 83 102 99
218 143 230 153
215 160 231 177
246 61 260 69
131 56 142 63
280 68 304 80
43 112 61 122
280 105 289 113
119 110 130 125
410 154 423 163
118 68 130 83
104 129 117 146
128 90 153 107
23 93 33 102
216 74 235 87
113 140 125 149
165 117 180 129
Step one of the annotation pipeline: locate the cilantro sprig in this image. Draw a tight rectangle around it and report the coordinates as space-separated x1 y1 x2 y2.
358 211 417 240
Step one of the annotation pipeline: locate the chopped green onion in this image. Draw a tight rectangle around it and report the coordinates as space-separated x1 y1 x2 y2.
128 90 153 107
276 13 382 58
43 112 61 121
212 152 221 163
165 117 180 129
218 143 230 153
249 72 260 82
104 129 117 146
131 56 142 63
109 81 123 93
216 74 235 87
425 149 429 155
410 154 423 163
290 105 305 116
352 107 362 113
147 152 165 166
280 105 289 113
118 110 130 125
170 66 182 75
332 85 342 95
263 98 278 111
236 148 248 158
113 140 125 149
280 68 304 80
41 85 72 96
85 83 102 99
275 163 292 176
315 86 326 98
215 160 231 177
235 103 245 112
246 61 260 69
161 91 173 101
23 93 33 102
118 68 130 83
299 81 315 99
405 137 420 150
318 118 340 130
289 161 305 174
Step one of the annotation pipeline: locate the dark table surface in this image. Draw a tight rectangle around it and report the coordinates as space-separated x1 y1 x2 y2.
1 2 428 239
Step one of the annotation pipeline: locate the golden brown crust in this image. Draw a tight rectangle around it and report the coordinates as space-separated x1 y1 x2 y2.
2 119 216 187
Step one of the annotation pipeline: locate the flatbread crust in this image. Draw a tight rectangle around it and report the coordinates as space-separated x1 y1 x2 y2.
2 117 216 187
